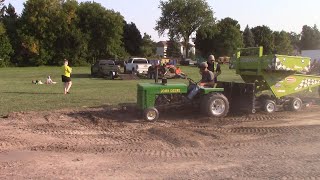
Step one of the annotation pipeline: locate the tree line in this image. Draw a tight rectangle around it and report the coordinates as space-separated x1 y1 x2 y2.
0 0 156 67
195 21 320 58
0 0 320 67
156 0 320 59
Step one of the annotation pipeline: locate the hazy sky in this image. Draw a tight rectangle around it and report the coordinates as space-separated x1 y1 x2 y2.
3 0 320 42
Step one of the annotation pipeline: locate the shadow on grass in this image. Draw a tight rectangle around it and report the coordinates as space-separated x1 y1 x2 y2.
3 92 61 95
71 73 91 78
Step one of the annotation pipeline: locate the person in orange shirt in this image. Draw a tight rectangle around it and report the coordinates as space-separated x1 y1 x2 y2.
61 59 72 94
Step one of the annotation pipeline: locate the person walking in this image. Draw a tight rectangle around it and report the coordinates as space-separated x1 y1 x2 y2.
61 59 72 94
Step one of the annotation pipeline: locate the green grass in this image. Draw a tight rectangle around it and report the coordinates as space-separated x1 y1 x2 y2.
0 65 242 115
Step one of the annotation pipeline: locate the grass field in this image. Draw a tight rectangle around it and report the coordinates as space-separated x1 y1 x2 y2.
0 65 242 116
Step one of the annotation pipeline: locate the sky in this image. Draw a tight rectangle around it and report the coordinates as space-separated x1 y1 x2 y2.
3 0 320 42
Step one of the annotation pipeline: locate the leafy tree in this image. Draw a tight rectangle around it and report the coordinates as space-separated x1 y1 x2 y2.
52 0 89 66
195 24 217 57
213 17 243 57
122 21 142 56
300 25 320 50
0 0 5 17
251 25 274 54
273 31 293 55
166 34 181 58
155 0 214 58
2 3 20 65
77 2 125 60
18 0 62 66
140 33 156 57
0 22 13 67
243 25 255 47
288 32 301 50
195 17 243 58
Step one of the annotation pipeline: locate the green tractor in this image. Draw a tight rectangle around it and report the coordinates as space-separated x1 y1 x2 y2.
137 47 320 121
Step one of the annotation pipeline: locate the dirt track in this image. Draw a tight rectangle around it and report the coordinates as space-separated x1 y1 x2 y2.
1 103 320 179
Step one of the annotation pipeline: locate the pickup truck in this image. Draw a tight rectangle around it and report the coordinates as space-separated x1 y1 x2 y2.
124 58 151 74
91 60 121 79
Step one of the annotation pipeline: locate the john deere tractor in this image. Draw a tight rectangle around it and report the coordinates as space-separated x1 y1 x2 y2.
137 47 320 121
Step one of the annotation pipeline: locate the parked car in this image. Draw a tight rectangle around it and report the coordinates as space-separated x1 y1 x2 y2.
91 60 121 79
124 58 151 74
180 58 197 66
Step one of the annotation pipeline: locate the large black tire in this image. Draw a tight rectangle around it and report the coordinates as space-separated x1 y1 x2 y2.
264 100 276 113
143 107 159 122
202 93 229 118
288 97 302 111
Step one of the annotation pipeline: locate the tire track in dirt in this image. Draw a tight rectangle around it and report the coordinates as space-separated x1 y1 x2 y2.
0 137 30 151
0 161 23 170
28 143 229 159
226 126 300 134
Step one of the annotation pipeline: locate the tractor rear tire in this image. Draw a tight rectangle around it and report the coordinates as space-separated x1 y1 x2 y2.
202 93 229 118
264 100 276 113
288 97 302 111
143 107 159 122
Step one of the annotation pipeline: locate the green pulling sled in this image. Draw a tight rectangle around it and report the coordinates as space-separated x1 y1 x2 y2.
137 47 320 121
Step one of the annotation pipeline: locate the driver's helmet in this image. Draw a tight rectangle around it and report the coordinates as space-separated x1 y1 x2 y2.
199 62 208 69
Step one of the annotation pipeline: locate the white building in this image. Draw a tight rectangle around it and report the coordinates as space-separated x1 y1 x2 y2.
156 41 195 58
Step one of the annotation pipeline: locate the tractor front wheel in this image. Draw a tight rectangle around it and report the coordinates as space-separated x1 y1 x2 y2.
203 93 229 118
143 107 159 122
264 100 276 113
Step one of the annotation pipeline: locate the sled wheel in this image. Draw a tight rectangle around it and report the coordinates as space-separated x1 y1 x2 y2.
264 100 276 113
289 97 302 111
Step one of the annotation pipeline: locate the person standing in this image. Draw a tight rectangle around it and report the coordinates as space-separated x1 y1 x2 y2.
207 55 221 82
61 59 72 94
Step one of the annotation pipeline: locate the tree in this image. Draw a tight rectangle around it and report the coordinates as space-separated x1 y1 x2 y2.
3 3 20 65
122 21 142 56
155 0 214 58
300 25 320 50
195 17 243 58
0 22 13 67
243 25 255 47
213 17 243 57
288 32 300 50
52 0 89 66
140 33 156 57
18 0 62 66
0 0 5 17
251 25 274 54
78 2 125 61
195 24 217 57
166 34 181 58
273 31 293 55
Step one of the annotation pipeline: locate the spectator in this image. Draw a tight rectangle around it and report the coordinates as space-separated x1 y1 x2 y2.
61 59 72 94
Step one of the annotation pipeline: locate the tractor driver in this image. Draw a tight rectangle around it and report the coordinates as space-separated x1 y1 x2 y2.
187 62 216 99
198 62 216 88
